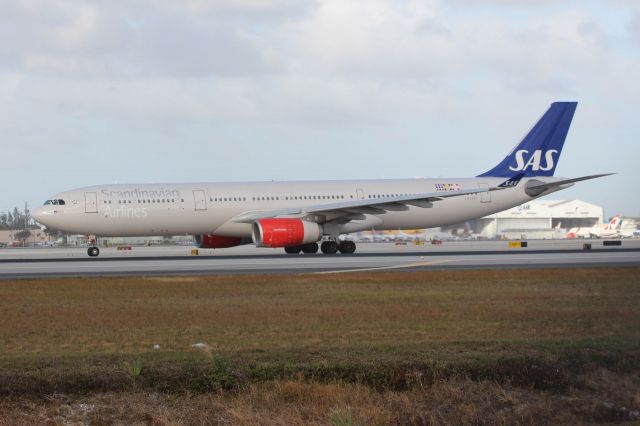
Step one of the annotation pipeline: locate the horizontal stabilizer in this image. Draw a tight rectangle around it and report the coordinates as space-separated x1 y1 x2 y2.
525 173 614 196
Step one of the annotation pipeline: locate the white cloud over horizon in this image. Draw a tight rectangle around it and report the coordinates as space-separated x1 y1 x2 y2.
0 0 639 216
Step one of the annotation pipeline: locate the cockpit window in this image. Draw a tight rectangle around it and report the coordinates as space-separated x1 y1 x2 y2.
43 199 65 205
58 199 65 205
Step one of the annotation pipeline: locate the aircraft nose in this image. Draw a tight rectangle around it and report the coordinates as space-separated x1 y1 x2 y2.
32 207 48 224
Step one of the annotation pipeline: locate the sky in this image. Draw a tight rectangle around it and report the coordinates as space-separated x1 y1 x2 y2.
0 0 639 217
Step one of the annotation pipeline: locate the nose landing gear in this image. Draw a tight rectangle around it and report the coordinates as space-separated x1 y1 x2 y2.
86 236 100 257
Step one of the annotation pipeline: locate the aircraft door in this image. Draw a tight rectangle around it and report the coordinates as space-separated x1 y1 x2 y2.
193 190 207 211
478 183 491 203
84 192 98 213
356 188 365 200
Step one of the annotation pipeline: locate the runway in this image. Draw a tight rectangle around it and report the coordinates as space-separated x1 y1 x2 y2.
1 240 639 278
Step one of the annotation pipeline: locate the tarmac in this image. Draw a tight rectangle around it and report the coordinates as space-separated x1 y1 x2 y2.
0 239 639 279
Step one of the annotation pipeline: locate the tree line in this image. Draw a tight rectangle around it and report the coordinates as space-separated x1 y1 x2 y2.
0 207 38 230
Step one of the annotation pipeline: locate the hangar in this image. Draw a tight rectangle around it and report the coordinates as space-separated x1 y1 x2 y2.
442 200 604 239
471 199 604 239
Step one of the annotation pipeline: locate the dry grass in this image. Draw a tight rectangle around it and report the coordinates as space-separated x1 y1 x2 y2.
1 369 639 425
0 268 639 423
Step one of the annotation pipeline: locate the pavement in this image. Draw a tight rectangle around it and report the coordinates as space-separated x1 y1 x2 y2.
0 239 639 279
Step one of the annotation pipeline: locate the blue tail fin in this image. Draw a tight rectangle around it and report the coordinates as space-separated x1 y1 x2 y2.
477 102 578 177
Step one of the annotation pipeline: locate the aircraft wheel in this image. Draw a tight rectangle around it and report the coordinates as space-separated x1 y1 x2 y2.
338 240 356 254
301 242 319 254
87 247 100 257
320 241 338 254
284 246 301 254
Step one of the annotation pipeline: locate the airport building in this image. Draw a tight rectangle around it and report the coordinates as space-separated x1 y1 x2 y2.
470 199 604 240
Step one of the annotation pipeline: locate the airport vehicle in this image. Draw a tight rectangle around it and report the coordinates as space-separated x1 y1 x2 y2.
33 102 612 257
567 215 621 239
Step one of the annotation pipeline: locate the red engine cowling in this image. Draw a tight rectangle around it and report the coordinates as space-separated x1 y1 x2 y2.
195 234 248 249
252 219 322 248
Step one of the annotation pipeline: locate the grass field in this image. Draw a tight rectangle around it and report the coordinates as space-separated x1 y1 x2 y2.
1 268 639 424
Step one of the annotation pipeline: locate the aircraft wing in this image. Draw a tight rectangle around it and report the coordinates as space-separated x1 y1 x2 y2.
231 187 490 223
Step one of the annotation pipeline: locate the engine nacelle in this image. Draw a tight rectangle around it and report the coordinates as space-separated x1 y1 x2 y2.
252 219 323 248
195 234 250 249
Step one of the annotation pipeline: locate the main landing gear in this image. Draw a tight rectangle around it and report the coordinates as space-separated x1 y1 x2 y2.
284 240 356 255
337 240 356 254
284 242 318 254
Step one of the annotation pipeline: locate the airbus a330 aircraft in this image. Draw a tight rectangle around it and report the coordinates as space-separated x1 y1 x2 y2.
33 102 611 257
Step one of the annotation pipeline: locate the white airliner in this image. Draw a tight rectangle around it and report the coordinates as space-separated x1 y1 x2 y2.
567 215 622 239
33 102 612 257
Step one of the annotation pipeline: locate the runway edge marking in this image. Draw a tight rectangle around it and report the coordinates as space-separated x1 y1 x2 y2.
315 259 456 274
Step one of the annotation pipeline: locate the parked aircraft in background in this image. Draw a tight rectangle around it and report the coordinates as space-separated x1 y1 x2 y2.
33 102 612 257
618 219 637 238
567 215 621 239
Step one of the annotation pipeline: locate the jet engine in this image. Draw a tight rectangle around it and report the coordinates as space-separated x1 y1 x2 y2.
252 218 323 248
195 234 250 249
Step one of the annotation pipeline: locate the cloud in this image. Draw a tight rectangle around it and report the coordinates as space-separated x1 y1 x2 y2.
0 0 630 126
0 0 639 214
631 13 640 44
